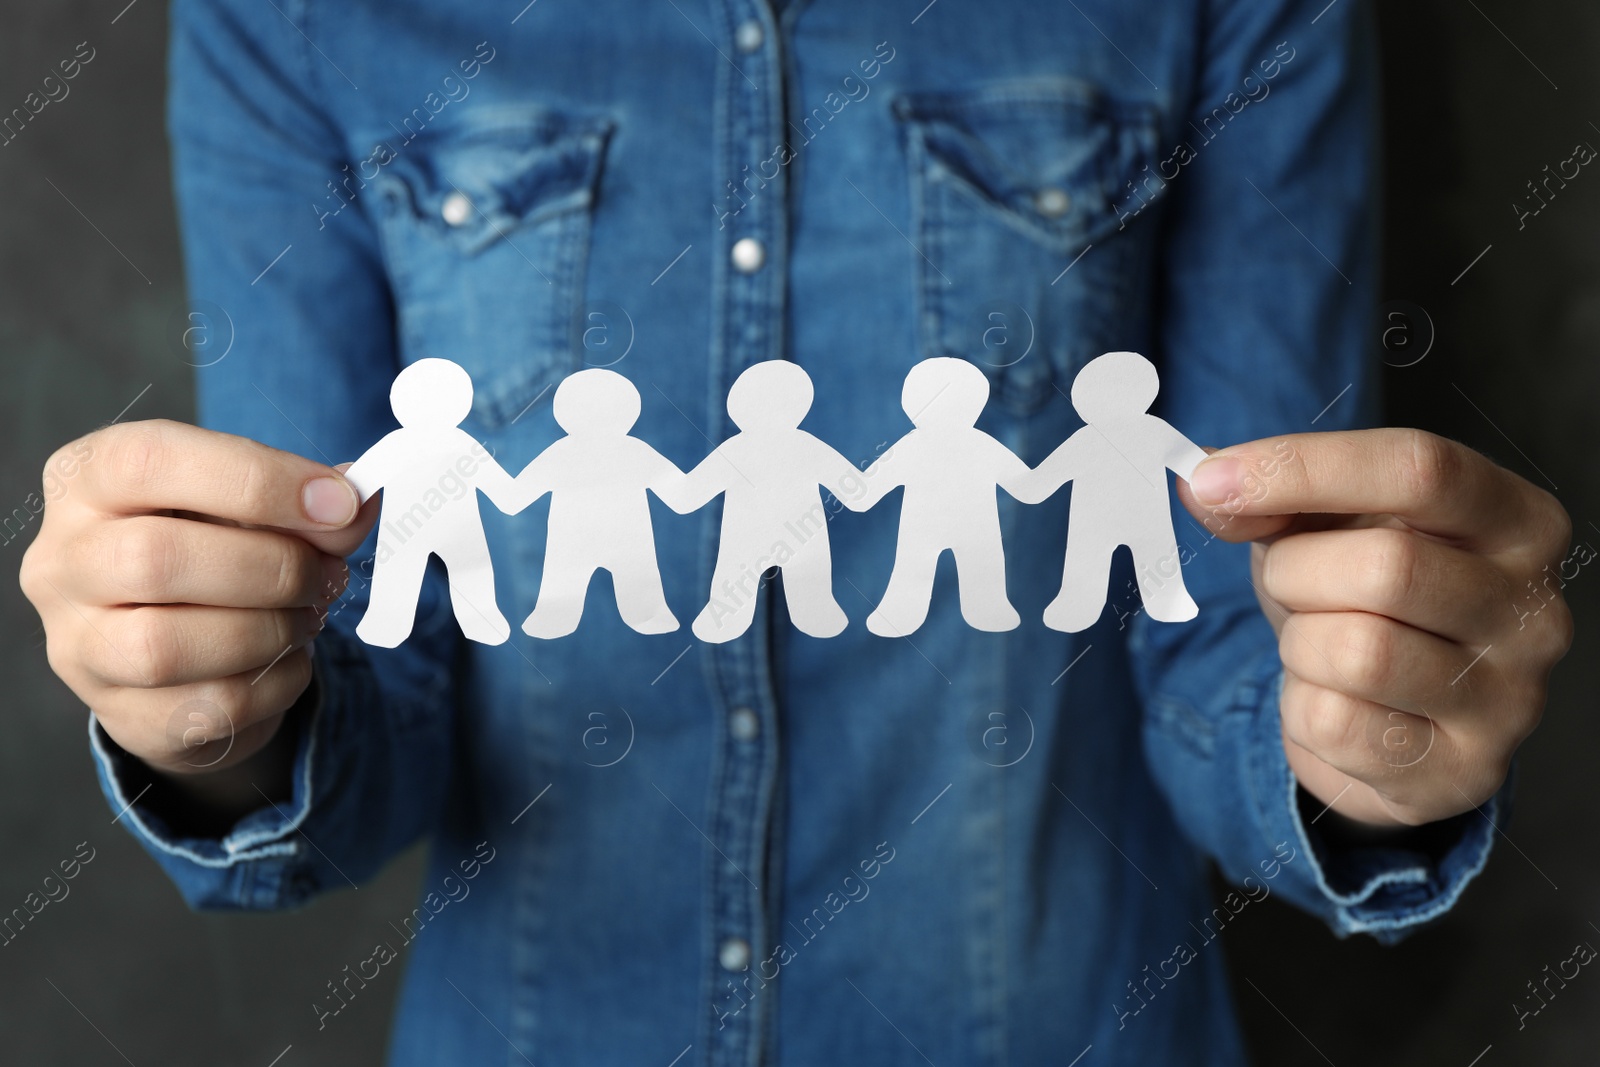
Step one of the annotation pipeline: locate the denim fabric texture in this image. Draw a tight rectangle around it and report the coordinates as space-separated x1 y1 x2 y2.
89 0 1505 1063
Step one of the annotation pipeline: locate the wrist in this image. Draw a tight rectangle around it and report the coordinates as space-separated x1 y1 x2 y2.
126 678 316 838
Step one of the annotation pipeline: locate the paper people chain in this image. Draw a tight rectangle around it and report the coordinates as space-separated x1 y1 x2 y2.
343 353 1206 647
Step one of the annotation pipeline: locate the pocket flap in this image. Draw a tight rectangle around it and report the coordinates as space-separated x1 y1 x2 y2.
376 109 615 255
892 78 1159 247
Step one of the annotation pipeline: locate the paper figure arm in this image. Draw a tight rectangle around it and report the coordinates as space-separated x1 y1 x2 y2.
1156 419 1208 483
660 449 730 515
806 437 873 513
992 437 1049 505
472 449 526 515
505 447 559 513
644 449 701 515
850 436 909 511
342 432 401 505
1012 429 1088 504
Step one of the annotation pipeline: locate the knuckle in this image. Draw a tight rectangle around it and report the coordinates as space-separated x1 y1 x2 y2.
1457 750 1512 810
1509 690 1547 745
1291 686 1361 755
40 443 75 500
228 452 278 521
1277 623 1315 681
17 539 46 605
236 645 311 720
1540 597 1575 660
271 648 316 713
1511 579 1575 663
1334 615 1393 694
1396 430 1460 509
120 608 182 687
1258 542 1292 602
1533 488 1574 562
111 518 179 601
168 697 236 751
1357 528 1419 612
103 422 169 494
42 627 77 685
269 606 301 653
189 677 252 729
280 644 315 694
267 539 313 606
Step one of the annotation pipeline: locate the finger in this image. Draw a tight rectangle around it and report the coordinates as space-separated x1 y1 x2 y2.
61 516 349 609
1187 429 1539 551
176 484 381 559
1174 472 1298 543
1260 526 1508 643
1278 672 1476 813
80 604 321 690
1277 610 1499 719
93 648 315 773
75 420 361 533
1281 671 1430 782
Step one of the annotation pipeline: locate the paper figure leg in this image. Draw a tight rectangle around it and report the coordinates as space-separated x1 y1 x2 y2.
356 545 430 648
1128 533 1198 623
613 562 680 635
439 531 510 645
867 537 939 637
776 547 848 639
522 560 598 640
1043 537 1117 633
951 534 1021 632
692 558 761 643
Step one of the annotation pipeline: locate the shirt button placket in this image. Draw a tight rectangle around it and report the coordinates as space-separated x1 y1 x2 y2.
704 3 785 1067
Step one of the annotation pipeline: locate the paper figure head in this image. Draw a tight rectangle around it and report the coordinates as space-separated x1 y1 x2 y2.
727 360 814 431
553 368 642 435
901 357 989 428
392 357 473 428
1071 351 1159 423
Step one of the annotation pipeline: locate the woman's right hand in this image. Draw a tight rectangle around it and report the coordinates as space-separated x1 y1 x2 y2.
19 419 377 777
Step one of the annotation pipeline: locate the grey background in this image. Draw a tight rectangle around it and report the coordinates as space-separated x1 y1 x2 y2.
1 2 1596 1064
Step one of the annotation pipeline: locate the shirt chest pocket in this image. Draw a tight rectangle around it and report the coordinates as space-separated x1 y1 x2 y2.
892 79 1161 417
370 108 615 433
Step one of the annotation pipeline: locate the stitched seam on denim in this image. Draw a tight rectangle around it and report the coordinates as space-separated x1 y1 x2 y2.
90 715 298 870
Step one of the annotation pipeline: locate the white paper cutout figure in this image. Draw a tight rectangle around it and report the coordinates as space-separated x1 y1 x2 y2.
509 369 690 638
677 361 866 643
854 357 1045 636
1023 351 1207 633
342 354 1210 648
344 358 521 647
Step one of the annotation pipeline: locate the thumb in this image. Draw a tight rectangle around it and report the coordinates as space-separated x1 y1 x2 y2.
290 462 381 556
1176 447 1295 544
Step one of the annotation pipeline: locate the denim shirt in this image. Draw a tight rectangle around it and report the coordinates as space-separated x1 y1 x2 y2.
90 0 1504 1063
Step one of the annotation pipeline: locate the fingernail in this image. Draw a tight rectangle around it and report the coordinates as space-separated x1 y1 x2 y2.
321 556 349 601
303 477 358 526
1190 457 1241 506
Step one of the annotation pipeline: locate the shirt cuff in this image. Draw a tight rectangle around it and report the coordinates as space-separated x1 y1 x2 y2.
1251 670 1505 944
89 662 326 909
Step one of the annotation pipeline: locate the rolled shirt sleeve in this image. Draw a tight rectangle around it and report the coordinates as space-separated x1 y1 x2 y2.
91 626 458 910
1131 0 1504 942
88 0 461 909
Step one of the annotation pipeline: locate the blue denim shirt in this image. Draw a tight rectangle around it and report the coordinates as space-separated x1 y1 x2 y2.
90 0 1504 1063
